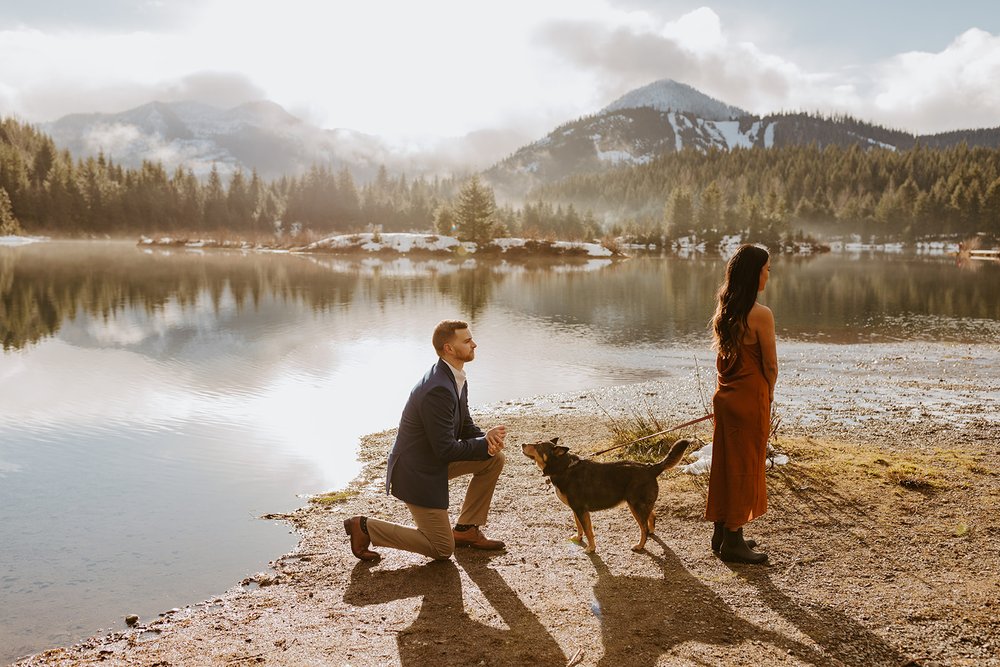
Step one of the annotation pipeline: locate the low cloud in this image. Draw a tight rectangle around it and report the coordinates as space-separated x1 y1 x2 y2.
6 70 264 121
869 28 1000 133
155 72 266 109
83 123 145 155
387 126 542 175
535 10 814 118
535 7 1000 135
80 122 239 177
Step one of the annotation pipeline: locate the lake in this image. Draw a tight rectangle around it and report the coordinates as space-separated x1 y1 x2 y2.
1 240 997 663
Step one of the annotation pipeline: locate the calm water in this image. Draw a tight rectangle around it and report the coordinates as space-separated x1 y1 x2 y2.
1 240 998 662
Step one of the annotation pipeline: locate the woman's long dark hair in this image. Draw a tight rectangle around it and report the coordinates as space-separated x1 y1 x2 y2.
712 244 770 359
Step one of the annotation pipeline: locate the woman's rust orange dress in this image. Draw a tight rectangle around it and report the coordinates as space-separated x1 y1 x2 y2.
705 341 770 528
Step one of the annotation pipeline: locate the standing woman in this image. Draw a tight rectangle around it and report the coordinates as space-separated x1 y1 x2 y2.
705 244 777 564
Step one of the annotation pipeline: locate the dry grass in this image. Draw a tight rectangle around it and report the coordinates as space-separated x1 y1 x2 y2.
768 436 994 498
597 405 688 462
308 489 358 506
598 399 992 499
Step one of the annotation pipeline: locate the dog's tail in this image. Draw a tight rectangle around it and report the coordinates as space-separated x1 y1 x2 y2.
651 438 691 475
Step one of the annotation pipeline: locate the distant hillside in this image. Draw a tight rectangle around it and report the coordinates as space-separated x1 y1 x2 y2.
485 78 1000 197
32 77 1000 209
917 126 1000 149
42 100 391 181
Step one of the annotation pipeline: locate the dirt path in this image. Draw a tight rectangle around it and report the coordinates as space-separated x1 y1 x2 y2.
15 344 1000 667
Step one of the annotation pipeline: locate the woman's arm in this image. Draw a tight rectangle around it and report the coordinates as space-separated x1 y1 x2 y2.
753 304 779 401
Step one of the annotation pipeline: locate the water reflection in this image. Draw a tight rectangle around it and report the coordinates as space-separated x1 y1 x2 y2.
3 243 998 352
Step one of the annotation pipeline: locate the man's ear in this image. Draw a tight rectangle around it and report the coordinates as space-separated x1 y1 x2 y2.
549 437 559 445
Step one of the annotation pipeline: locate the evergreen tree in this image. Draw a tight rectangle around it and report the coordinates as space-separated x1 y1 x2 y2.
336 168 361 225
204 165 228 230
173 168 202 230
983 177 1000 236
697 181 723 232
0 186 22 235
227 169 253 230
31 140 56 186
433 204 456 236
665 188 693 239
452 176 497 245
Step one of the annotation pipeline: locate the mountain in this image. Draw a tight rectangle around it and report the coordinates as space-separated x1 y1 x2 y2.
601 79 747 121
484 78 1000 195
40 80 1000 191
42 100 393 180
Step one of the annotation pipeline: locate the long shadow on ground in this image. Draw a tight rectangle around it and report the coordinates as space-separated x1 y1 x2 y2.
343 552 566 666
732 560 913 665
589 537 828 666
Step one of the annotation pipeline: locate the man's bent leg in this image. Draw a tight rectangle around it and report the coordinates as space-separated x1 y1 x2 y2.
448 451 505 526
365 506 455 560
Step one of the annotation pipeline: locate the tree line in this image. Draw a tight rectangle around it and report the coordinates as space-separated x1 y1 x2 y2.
530 142 1000 245
1 117 602 242
4 115 1000 246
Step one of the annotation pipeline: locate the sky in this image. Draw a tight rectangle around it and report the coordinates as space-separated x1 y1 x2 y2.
1 0 1000 158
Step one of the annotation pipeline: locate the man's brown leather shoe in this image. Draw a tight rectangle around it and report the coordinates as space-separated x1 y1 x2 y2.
453 526 505 550
344 516 380 561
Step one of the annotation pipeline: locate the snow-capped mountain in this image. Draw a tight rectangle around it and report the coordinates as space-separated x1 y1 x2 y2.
601 79 747 121
42 100 392 180
485 78 1000 194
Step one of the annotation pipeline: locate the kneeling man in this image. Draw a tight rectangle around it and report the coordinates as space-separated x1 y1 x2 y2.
345 320 507 561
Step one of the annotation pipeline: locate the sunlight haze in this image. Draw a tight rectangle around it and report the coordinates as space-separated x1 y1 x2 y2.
1 1 999 157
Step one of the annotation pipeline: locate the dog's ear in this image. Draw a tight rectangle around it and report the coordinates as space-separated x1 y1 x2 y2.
549 437 559 445
553 445 569 456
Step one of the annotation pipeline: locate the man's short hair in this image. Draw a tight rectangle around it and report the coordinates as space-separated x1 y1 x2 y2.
432 319 469 354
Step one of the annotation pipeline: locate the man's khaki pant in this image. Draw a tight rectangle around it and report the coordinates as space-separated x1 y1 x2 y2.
366 452 505 560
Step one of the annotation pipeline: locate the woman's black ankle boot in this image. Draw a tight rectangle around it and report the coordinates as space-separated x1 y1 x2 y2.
719 527 768 564
712 521 757 553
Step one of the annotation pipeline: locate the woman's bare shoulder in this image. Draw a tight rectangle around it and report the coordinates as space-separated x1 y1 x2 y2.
749 303 773 321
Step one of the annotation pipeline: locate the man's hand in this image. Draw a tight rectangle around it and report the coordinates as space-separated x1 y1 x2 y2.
486 425 506 456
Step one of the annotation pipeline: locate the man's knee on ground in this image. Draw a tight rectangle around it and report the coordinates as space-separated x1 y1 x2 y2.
429 536 455 560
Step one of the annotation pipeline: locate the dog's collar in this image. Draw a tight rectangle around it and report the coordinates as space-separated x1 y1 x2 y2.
542 457 579 477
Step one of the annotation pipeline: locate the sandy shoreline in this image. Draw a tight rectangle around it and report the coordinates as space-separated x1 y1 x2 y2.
13 341 1000 667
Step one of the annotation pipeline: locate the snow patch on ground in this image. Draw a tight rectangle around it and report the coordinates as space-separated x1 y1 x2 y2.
305 233 614 258
763 122 775 148
306 232 465 253
667 113 684 151
711 120 754 149
551 240 613 257
596 149 637 163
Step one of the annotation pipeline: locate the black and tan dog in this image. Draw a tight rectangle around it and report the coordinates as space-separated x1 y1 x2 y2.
521 437 689 553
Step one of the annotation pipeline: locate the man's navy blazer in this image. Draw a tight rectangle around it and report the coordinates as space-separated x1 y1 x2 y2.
385 358 490 509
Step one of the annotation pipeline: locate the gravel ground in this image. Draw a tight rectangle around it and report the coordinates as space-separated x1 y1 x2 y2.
13 341 1000 667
